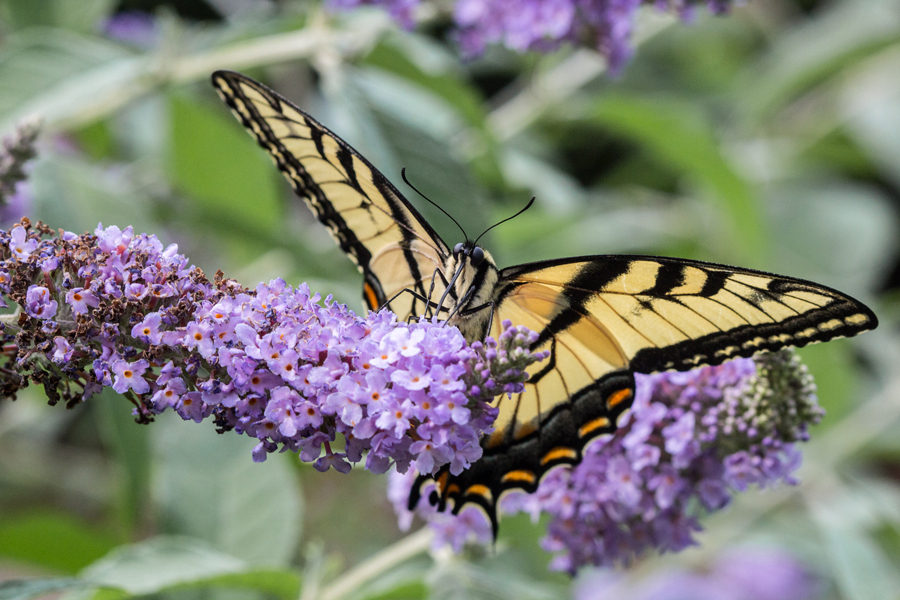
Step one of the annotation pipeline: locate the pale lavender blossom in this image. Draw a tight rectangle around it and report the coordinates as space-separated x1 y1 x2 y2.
111 359 150 394
10 225 37 260
52 337 74 363
25 286 57 319
66 288 99 315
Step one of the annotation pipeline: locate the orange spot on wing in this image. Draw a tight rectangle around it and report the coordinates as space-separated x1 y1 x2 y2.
578 416 611 438
607 388 632 409
363 283 380 311
501 470 536 485
465 484 493 502
540 447 578 466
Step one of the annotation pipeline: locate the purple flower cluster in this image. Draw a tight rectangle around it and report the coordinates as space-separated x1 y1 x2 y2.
329 0 740 71
574 546 820 600
391 351 822 572
0 221 546 476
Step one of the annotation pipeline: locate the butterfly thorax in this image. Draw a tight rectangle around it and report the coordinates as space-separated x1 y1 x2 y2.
441 242 499 343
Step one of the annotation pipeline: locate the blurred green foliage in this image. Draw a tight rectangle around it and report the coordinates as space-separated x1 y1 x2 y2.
0 1 898 599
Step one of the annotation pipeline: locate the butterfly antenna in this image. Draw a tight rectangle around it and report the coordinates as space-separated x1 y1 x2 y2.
402 168 468 242
473 196 535 247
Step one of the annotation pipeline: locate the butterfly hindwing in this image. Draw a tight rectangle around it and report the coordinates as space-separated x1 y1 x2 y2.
416 255 876 530
211 70 450 321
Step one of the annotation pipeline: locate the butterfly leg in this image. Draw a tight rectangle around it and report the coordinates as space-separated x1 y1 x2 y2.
380 288 449 321
381 287 429 312
425 268 451 319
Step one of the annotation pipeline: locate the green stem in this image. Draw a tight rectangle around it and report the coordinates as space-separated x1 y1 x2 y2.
316 527 434 600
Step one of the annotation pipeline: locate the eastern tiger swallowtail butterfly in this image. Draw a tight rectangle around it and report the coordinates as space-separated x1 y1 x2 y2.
212 70 877 534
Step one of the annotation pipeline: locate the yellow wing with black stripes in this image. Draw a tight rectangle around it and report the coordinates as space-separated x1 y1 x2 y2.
211 70 449 320
411 255 877 532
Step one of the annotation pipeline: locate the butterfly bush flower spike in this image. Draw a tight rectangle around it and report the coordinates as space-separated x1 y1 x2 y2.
329 0 742 72
0 220 547 477
392 349 823 571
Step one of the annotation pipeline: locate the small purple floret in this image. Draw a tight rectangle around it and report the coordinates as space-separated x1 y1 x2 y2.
25 285 57 319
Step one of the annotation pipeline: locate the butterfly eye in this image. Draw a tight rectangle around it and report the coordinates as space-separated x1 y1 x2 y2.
453 243 464 259
471 246 485 266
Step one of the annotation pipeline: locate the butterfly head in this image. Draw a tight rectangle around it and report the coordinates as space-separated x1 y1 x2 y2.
452 241 486 267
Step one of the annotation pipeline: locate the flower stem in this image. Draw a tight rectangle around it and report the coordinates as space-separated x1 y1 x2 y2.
316 527 434 600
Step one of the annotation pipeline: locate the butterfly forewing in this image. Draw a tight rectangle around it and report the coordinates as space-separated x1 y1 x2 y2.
211 70 450 321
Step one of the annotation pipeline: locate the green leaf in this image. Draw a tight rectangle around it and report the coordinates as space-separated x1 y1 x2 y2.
95 389 152 532
29 152 157 235
0 0 55 29
767 180 897 294
78 536 244 593
500 148 586 214
72 120 117 161
175 570 302 599
51 0 117 34
590 93 765 260
0 0 114 32
362 580 428 600
0 511 119 574
796 342 856 424
0 578 84 600
168 93 281 236
153 413 302 564
816 512 900 600
72 536 300 599
426 560 561 600
364 37 486 130
742 0 900 120
0 29 146 132
841 47 900 187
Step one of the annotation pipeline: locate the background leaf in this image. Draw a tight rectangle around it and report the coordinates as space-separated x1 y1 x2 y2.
153 414 303 565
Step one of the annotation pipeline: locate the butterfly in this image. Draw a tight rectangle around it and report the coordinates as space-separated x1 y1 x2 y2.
212 70 878 534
